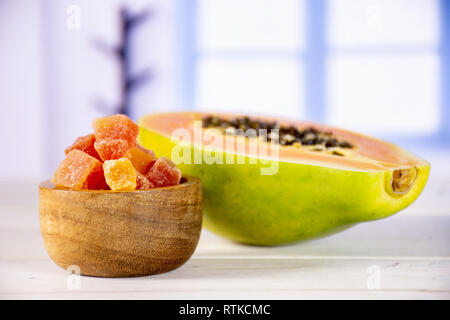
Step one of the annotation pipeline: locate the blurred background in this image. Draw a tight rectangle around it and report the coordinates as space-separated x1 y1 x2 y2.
0 0 449 211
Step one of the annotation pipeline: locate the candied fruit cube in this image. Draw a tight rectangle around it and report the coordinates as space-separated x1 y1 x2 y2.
136 172 151 190
52 150 103 190
145 157 181 188
85 168 109 190
103 158 137 191
93 114 139 144
94 139 132 161
65 134 100 160
125 145 156 174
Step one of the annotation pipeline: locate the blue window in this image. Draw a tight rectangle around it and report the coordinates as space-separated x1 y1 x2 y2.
178 0 449 148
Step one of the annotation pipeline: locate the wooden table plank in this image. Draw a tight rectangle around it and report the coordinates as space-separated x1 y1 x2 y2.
1 186 449 299
1 207 449 261
1 258 449 299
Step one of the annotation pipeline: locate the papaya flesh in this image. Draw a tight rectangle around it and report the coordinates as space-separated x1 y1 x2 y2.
138 112 430 246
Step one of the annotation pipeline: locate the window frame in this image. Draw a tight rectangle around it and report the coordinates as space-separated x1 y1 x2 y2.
178 0 449 148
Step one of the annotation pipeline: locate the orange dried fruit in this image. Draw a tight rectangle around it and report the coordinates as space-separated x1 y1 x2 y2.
94 138 132 161
146 156 181 188
103 158 137 191
65 134 100 160
84 168 109 190
93 114 139 145
51 114 185 191
136 172 151 190
52 150 103 190
125 145 156 174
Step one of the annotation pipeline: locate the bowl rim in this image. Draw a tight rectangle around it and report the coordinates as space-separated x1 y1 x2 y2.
39 175 200 193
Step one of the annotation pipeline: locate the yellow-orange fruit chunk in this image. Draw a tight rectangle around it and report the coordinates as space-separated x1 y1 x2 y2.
103 158 137 191
93 114 139 144
52 150 103 190
125 145 156 173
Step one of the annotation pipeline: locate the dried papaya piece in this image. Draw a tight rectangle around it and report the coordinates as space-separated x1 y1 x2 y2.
65 134 100 160
93 114 139 145
125 145 156 174
136 172 151 190
52 150 103 190
103 158 137 191
145 157 181 188
84 168 109 190
54 114 184 191
94 139 131 161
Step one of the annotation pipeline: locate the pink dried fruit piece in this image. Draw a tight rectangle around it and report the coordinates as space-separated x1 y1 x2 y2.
136 172 151 190
65 133 101 160
145 156 181 188
52 150 103 190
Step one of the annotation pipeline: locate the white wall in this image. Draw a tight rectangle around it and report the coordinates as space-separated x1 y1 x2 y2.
0 0 45 180
0 0 179 180
43 0 121 175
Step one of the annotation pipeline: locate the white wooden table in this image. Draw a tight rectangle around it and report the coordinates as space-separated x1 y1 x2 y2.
1 157 449 299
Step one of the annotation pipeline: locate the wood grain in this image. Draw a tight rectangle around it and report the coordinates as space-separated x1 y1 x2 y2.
38 176 202 277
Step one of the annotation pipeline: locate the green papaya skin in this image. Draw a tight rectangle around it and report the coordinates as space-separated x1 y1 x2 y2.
138 118 430 246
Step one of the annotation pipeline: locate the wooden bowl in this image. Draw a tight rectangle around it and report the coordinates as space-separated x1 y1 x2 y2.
38 176 202 277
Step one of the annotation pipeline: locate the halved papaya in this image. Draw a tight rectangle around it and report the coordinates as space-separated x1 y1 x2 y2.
139 112 430 245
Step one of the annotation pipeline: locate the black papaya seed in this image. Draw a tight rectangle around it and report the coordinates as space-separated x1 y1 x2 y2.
339 141 353 148
201 115 354 150
326 139 338 148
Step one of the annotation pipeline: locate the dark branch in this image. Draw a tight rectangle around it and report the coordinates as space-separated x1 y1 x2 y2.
122 7 153 31
91 6 153 116
126 68 152 92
